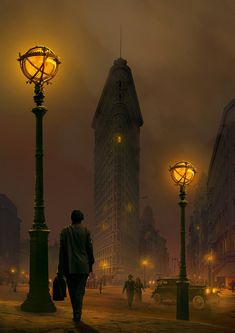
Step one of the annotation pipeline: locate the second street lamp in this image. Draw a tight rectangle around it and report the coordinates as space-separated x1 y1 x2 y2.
169 161 196 320
206 251 214 287
142 259 148 287
18 46 61 312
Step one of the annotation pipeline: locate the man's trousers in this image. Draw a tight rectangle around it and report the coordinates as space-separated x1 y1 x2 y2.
66 274 88 319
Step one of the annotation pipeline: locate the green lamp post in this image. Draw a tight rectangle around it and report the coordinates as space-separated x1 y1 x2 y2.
206 251 214 287
141 259 148 287
169 161 196 320
18 46 61 312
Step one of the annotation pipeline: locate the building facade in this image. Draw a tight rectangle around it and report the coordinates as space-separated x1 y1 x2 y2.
92 57 143 281
0 194 21 279
139 206 169 282
207 99 235 287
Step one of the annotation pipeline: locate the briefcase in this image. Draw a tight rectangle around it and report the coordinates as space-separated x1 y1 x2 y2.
52 275 67 301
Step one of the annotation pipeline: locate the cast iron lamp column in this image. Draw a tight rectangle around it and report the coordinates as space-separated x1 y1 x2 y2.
169 161 196 320
206 251 214 287
142 259 148 287
18 46 61 312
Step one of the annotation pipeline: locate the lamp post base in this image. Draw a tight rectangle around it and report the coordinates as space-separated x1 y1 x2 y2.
176 279 189 320
21 293 56 313
21 229 56 313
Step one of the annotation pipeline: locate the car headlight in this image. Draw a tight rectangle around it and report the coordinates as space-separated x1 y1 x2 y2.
205 288 211 294
212 288 217 293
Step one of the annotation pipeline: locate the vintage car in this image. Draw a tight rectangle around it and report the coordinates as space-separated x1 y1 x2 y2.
151 277 220 309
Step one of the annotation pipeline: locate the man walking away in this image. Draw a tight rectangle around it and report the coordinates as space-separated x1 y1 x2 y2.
122 274 136 308
58 210 94 323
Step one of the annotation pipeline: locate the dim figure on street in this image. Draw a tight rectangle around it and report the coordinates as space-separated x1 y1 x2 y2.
11 279 17 292
122 274 136 308
9 268 17 292
230 279 235 292
99 280 103 294
58 209 95 323
135 277 144 302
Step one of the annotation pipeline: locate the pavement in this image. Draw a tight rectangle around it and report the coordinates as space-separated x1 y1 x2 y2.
0 285 235 333
219 289 235 297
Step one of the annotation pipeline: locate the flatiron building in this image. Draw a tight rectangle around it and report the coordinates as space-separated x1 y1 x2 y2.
92 57 143 280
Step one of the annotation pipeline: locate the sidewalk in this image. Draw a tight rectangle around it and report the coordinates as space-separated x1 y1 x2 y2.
219 289 235 297
0 298 234 333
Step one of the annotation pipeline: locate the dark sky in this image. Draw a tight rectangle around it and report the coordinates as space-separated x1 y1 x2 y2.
1 0 235 260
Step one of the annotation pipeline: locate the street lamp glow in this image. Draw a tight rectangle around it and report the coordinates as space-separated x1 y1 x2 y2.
206 254 214 263
169 161 196 186
142 259 148 266
18 46 61 85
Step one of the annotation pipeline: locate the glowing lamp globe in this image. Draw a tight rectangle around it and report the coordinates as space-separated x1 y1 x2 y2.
18 46 61 85
169 161 196 186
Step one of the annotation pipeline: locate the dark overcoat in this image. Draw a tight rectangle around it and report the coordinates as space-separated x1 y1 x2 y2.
58 224 94 275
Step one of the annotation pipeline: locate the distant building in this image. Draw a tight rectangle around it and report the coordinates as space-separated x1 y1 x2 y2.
139 206 169 280
92 57 143 280
0 194 21 277
207 99 235 287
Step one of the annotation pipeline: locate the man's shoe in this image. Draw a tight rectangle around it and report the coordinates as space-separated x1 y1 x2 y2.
73 313 81 322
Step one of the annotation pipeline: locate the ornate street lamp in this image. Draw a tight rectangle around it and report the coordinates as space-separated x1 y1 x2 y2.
206 251 214 287
101 261 108 285
169 161 196 320
18 46 61 312
141 259 148 287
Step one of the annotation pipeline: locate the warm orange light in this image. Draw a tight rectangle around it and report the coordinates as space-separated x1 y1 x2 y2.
117 136 122 143
100 261 108 269
18 46 61 85
207 254 214 262
101 222 109 231
114 133 123 144
169 161 196 186
204 251 214 263
10 267 16 274
126 202 134 213
142 259 148 266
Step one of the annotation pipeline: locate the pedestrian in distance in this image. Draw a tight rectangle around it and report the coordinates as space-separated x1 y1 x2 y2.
135 277 144 303
99 280 103 294
58 210 95 323
122 274 136 308
231 279 235 292
11 279 17 292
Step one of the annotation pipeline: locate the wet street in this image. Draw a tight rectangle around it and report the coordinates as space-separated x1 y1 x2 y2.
0 284 234 332
85 285 235 328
